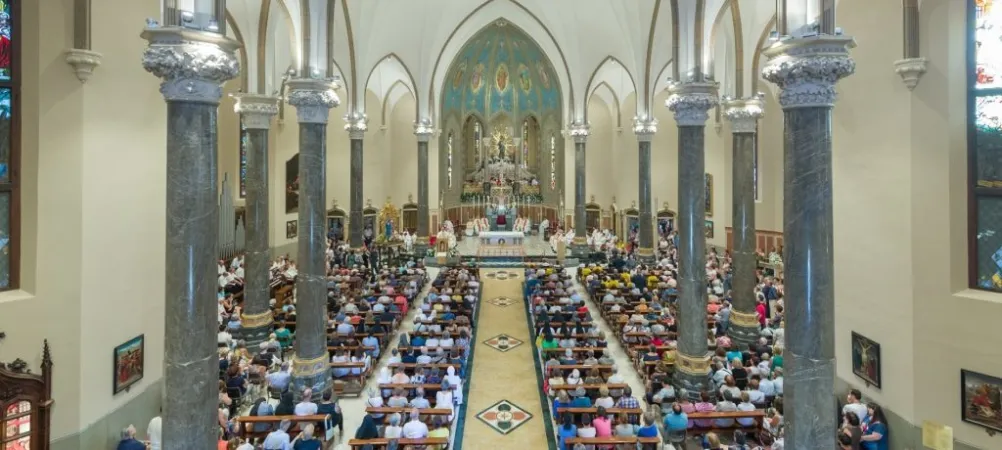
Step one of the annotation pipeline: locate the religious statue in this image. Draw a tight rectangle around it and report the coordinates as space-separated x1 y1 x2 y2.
384 219 393 240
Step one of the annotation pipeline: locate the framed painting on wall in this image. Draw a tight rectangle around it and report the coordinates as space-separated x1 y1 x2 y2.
850 332 882 388
704 219 714 239
113 335 145 394
285 154 299 213
705 173 714 217
286 220 298 239
961 369 1002 433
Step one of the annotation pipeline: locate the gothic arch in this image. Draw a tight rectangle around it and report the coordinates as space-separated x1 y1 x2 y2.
583 56 637 121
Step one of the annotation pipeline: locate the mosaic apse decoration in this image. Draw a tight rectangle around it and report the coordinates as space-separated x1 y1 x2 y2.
475 399 534 435
487 296 516 308
482 333 524 352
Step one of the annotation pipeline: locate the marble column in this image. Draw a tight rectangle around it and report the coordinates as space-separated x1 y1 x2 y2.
346 113 367 248
287 78 340 400
722 96 764 349
414 120 434 253
634 118 657 260
666 81 718 400
761 35 855 449
233 94 280 347
570 122 589 255
141 26 239 449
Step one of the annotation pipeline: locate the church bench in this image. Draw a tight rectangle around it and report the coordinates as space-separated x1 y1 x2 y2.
548 364 615 371
234 414 332 441
395 345 467 354
550 383 628 391
389 362 462 370
326 345 377 352
348 437 449 449
687 410 766 434
540 347 607 356
378 383 458 392
563 436 660 449
556 406 645 422
365 407 453 422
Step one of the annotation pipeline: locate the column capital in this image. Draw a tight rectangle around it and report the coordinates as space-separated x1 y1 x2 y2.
722 95 765 134
232 93 281 130
632 116 657 142
666 81 719 126
568 121 590 144
141 26 240 104
344 112 368 139
414 118 435 142
287 77 340 124
761 35 856 109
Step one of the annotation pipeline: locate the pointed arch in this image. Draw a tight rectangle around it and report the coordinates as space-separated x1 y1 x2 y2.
225 10 249 92
750 15 777 95
651 59 674 109
381 80 415 126
430 2 573 124
584 56 638 121
364 53 420 121
590 82 622 128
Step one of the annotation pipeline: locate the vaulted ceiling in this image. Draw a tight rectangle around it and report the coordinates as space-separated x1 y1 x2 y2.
224 0 782 126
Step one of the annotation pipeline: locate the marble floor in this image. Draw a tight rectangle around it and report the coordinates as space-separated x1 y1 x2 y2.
459 268 548 449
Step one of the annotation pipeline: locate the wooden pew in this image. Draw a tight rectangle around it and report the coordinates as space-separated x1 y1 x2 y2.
564 436 660 449
348 437 449 449
234 414 332 441
365 407 453 422
688 410 766 434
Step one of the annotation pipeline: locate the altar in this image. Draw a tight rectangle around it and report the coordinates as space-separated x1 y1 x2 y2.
479 231 525 246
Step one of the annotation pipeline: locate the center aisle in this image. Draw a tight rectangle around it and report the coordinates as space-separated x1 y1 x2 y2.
459 268 549 449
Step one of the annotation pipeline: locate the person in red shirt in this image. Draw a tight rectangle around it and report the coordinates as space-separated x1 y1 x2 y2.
755 299 768 327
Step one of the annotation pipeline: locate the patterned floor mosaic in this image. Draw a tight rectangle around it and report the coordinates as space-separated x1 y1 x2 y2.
481 333 524 352
487 296 517 308
485 270 518 280
475 399 534 435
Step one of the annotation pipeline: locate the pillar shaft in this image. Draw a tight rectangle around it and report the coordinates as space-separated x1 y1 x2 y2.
762 35 855 449
667 82 717 400
287 78 340 399
635 121 656 257
234 94 279 347
570 123 589 252
416 137 431 240
723 98 764 348
142 26 240 450
347 118 366 248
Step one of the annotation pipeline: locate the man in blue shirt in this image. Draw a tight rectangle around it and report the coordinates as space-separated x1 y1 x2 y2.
115 426 145 450
266 362 292 392
663 403 688 432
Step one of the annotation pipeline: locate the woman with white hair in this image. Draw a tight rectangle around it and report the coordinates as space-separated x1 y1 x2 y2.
383 413 403 438
290 424 322 450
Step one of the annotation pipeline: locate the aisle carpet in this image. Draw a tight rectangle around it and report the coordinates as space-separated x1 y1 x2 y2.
460 268 548 449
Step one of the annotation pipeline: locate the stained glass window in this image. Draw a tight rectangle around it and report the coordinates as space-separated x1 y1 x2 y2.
0 0 16 291
447 132 453 188
971 0 1002 290
1 401 31 449
239 126 247 198
549 134 556 189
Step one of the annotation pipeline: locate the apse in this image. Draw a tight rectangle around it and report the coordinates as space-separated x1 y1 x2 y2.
439 19 564 225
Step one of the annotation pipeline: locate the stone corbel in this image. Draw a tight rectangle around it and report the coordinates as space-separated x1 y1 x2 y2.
894 57 927 91
65 49 103 83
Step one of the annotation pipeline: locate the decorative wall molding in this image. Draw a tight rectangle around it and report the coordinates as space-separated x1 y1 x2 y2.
894 57 928 91
64 49 102 83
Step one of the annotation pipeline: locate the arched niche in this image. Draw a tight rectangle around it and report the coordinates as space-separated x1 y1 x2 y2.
327 199 347 241
656 202 677 236
402 195 419 233
623 202 640 237
585 196 602 233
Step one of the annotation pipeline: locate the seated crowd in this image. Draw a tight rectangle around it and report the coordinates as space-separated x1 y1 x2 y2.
348 265 480 449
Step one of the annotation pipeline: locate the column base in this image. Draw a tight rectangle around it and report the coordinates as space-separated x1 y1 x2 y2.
727 310 760 350
240 311 274 347
291 354 332 401
637 247 656 262
672 351 714 401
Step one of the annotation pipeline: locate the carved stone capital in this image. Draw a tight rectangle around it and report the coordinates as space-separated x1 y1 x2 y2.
414 119 434 142
761 35 856 109
666 82 719 126
65 48 103 83
233 93 280 130
633 116 657 142
344 112 368 140
894 57 928 91
569 122 590 144
722 96 765 134
287 78 341 124
140 27 240 104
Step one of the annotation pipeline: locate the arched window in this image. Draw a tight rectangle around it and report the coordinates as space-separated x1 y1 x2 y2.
447 132 454 188
0 0 20 290
970 0 1002 291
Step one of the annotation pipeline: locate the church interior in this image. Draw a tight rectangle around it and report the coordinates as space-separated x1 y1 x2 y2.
0 0 1000 449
